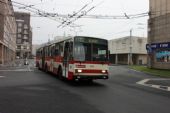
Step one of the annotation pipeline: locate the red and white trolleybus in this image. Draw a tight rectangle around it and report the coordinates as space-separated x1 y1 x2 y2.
36 36 109 81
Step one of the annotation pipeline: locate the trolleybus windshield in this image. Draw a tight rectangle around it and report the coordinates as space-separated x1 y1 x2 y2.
74 37 108 62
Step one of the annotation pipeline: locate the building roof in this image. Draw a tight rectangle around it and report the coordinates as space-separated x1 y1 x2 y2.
109 36 147 41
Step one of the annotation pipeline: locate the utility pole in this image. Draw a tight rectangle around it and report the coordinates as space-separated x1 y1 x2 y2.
129 29 133 65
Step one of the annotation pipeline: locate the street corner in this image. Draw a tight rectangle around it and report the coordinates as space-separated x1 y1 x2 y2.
136 78 170 92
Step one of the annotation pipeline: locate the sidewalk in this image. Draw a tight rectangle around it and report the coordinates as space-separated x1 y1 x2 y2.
0 59 27 70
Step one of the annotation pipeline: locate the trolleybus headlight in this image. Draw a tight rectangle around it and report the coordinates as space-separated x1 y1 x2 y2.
78 69 82 73
76 69 82 73
102 70 106 73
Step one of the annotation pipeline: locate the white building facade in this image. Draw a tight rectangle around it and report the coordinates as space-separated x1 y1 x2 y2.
109 36 147 65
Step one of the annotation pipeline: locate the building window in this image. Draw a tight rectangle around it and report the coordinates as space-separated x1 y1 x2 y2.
23 41 28 44
156 49 170 62
16 52 20 57
18 34 21 38
27 46 30 50
18 23 22 27
24 30 28 34
18 28 22 33
17 38 21 44
24 46 27 49
23 35 28 39
17 45 21 49
24 24 28 29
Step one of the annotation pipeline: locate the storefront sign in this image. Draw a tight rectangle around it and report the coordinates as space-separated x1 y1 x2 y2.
146 42 170 52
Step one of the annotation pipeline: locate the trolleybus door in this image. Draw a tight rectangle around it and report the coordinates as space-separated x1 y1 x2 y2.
63 42 69 78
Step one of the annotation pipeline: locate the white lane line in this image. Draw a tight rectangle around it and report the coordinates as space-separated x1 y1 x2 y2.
0 76 5 78
168 87 170 91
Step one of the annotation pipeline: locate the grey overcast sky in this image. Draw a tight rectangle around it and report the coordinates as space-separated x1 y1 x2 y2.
13 0 149 44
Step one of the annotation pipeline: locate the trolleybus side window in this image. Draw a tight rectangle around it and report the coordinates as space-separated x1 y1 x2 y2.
69 41 73 60
49 46 51 57
40 50 42 57
55 44 59 56
47 46 49 57
45 47 48 57
51 45 55 57
63 42 70 66
36 50 40 57
59 42 64 56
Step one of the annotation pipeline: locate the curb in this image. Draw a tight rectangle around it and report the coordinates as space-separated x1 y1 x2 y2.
137 78 170 92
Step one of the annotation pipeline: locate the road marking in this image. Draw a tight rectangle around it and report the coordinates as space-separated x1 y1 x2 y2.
0 76 5 78
148 78 170 81
168 87 170 91
151 84 161 89
136 79 150 85
130 69 141 73
137 78 170 92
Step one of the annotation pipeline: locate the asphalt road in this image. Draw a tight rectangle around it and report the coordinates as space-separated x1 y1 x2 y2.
0 64 170 113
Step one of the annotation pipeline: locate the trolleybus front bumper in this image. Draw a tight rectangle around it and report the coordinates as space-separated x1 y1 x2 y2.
73 75 108 80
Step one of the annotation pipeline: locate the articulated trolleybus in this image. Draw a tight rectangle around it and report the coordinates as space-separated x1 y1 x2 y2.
36 36 109 81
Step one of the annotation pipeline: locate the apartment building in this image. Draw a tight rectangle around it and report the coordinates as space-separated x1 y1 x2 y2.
0 0 17 65
147 0 170 69
14 12 32 59
109 36 147 65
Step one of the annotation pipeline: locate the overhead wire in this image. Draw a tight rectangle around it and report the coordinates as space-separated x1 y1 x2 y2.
12 1 63 23
12 0 81 28
57 0 94 28
11 0 152 30
11 2 150 20
8 1 170 19
60 0 105 28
